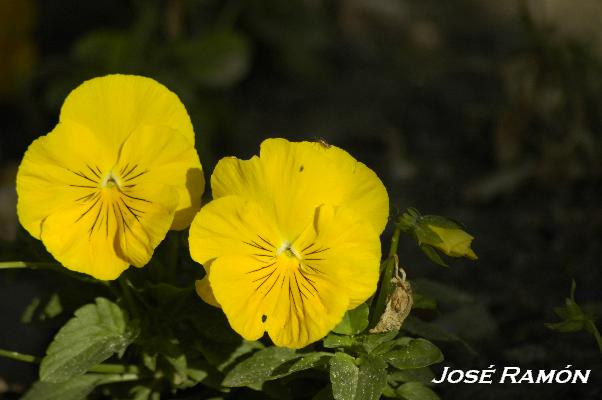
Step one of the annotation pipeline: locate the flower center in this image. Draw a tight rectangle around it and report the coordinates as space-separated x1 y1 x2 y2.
277 241 301 259
102 172 121 189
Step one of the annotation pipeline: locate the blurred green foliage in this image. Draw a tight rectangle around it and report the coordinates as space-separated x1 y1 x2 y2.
2 1 602 399
546 280 602 353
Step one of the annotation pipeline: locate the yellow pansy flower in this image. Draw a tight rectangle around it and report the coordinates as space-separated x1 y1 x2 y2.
427 225 478 260
189 138 388 348
17 74 204 280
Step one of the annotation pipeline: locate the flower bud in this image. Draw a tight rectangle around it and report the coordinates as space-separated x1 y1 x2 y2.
398 209 478 265
425 225 478 260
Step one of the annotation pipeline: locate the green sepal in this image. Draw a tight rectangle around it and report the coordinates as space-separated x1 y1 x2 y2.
369 257 397 328
419 245 449 267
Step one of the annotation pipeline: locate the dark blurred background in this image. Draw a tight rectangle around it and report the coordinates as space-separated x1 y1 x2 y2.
1 0 601 399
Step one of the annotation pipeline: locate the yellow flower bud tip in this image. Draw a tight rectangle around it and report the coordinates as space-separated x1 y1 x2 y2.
188 138 390 348
16 74 204 280
428 225 478 260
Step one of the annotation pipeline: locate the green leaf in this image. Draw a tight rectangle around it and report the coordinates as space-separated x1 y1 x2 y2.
360 331 399 354
545 280 602 352
419 245 448 267
384 338 443 370
129 386 154 400
398 208 420 232
329 353 358 400
323 333 355 349
184 357 212 385
381 384 397 398
142 351 157 372
396 382 440 400
43 293 63 319
164 350 188 387
388 368 436 384
544 319 584 332
222 347 299 388
562 298 585 318
546 281 590 332
197 338 264 372
585 320 602 353
22 294 63 323
355 355 388 400
272 352 332 378
333 303 370 335
140 337 189 387
181 357 224 391
413 225 443 246
420 215 463 230
21 297 41 323
40 298 138 383
22 374 103 400
329 353 387 400
182 292 242 344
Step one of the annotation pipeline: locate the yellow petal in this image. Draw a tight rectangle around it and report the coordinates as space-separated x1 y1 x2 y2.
59 74 195 153
17 121 115 238
37 179 176 279
211 138 389 237
117 124 204 230
39 190 128 280
195 276 220 307
17 119 186 279
189 196 281 312
188 195 281 266
293 204 382 309
207 254 272 341
112 183 178 268
263 256 349 348
208 253 350 348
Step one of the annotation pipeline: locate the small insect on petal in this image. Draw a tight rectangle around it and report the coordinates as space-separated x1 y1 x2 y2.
313 137 331 148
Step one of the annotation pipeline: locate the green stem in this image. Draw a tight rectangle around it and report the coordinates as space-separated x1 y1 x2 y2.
0 261 109 286
586 320 602 353
388 222 403 260
370 218 404 327
98 373 140 384
89 363 140 374
0 348 41 363
118 277 140 319
0 347 140 374
0 261 59 270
